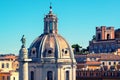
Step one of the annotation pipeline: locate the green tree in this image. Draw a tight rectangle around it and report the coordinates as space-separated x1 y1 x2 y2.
81 48 89 54
72 44 82 53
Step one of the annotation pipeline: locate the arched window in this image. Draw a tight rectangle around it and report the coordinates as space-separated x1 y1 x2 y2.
66 71 69 80
31 71 34 80
47 71 53 80
2 63 4 68
6 63 9 68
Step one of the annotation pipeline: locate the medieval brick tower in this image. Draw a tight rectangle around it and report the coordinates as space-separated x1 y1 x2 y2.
96 26 114 41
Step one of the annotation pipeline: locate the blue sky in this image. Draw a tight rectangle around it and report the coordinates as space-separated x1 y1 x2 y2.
0 0 120 54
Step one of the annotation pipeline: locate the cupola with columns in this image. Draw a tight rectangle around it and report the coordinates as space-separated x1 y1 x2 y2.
44 5 58 34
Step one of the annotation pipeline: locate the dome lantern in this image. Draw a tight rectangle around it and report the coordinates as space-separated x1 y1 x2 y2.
44 6 58 34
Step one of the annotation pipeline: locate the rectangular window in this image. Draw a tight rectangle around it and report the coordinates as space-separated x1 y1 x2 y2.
2 76 5 80
49 22 53 33
13 77 15 80
2 63 4 68
6 63 9 68
114 62 116 65
90 72 93 77
7 76 10 80
102 62 105 65
109 62 111 65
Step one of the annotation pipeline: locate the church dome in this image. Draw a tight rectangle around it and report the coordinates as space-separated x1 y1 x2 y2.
29 33 74 59
28 6 75 62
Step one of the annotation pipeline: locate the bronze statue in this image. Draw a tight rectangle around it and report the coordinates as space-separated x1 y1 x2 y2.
21 35 26 48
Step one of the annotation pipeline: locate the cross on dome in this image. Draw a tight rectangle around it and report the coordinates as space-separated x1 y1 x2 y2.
49 2 52 14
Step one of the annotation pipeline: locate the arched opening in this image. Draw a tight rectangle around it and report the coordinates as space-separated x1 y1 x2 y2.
97 33 101 40
47 71 53 80
31 71 34 80
49 21 53 33
107 34 110 39
65 71 69 80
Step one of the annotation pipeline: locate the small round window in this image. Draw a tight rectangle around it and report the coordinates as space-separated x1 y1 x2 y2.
48 50 52 54
65 50 68 54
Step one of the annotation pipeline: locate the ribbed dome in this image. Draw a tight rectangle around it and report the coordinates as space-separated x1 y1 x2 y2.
28 6 75 63
28 33 74 59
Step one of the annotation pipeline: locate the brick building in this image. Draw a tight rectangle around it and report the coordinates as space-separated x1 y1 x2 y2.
0 54 19 80
89 26 120 53
75 53 120 80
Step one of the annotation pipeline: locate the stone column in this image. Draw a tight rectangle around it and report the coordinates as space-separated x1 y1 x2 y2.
19 48 29 80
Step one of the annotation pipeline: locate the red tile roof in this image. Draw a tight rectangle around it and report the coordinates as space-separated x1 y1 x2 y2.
86 61 101 66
